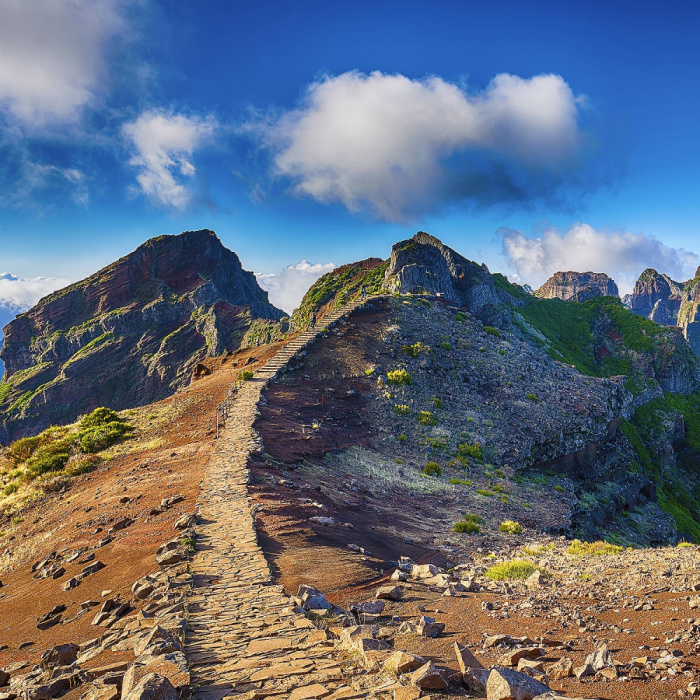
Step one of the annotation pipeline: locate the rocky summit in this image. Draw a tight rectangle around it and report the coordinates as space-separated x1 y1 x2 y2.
0 229 283 443
535 271 619 303
628 267 700 355
4 230 700 700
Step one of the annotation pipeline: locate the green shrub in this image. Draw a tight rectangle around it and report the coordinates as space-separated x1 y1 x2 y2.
430 397 442 409
364 367 375 376
484 326 501 337
439 342 452 350
499 520 523 534
393 404 411 416
485 560 546 580
422 462 442 477
397 433 407 441
455 311 467 322
402 342 429 358
3 483 18 496
418 410 437 425
476 488 494 497
8 435 40 463
78 421 132 453
458 442 483 461
387 368 412 385
554 485 565 493
449 478 473 486
678 541 694 548
453 520 480 534
80 407 122 429
566 539 623 557
526 393 538 402
240 370 254 381
499 348 506 356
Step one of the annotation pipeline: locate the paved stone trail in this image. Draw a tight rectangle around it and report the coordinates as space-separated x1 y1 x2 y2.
186 301 392 700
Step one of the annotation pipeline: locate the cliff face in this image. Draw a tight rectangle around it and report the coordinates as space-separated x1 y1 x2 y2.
629 267 700 355
535 271 619 301
381 232 507 322
0 229 283 443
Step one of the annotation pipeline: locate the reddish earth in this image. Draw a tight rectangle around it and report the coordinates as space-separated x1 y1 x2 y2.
250 307 700 699
0 343 281 672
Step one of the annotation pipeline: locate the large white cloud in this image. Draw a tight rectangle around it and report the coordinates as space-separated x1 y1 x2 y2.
501 223 700 295
122 110 217 209
0 0 127 126
0 272 72 312
256 260 336 314
252 70 587 222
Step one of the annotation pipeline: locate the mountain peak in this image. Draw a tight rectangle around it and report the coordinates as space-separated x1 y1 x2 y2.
0 229 283 443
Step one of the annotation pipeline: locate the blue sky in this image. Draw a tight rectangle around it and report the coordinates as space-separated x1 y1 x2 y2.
1 0 699 315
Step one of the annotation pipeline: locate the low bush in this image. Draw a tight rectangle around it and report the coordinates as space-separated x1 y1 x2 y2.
418 410 437 425
526 393 539 402
452 512 484 534
387 368 412 385
484 326 501 337
485 560 546 580
499 520 523 534
566 539 623 557
458 442 483 461
240 370 254 381
422 462 442 477
393 404 411 416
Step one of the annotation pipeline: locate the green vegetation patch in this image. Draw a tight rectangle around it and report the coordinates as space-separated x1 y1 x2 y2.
485 560 546 580
567 539 623 557
422 462 442 477
387 368 412 385
453 512 484 534
499 520 523 534
1 407 133 511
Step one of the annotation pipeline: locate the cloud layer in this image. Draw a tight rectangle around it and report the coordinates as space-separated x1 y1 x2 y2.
253 70 588 221
0 272 72 312
501 223 700 295
122 110 217 208
0 0 126 126
256 260 336 314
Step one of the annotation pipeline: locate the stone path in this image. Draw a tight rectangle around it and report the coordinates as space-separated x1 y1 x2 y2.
186 301 392 700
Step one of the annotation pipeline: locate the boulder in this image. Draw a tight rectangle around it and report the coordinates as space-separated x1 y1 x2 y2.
383 651 425 676
410 564 439 579
132 578 155 600
350 600 385 616
497 647 544 667
376 586 403 601
455 641 485 673
298 584 333 611
584 642 615 672
547 657 573 680
40 643 79 669
486 667 549 700
0 671 8 687
409 662 448 690
416 616 444 638
122 673 177 700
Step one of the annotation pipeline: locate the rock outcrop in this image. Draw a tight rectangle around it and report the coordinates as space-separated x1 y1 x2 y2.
629 268 684 324
535 271 619 302
0 229 283 443
629 267 700 355
382 232 505 321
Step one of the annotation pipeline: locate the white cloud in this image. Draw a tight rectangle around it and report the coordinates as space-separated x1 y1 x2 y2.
122 110 218 209
252 70 587 222
0 0 127 126
501 223 700 295
0 272 72 313
256 260 336 314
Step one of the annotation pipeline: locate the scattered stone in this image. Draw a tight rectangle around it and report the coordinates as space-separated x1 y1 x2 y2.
547 657 573 680
455 641 485 673
173 514 196 530
486 666 549 700
416 615 445 638
409 662 447 690
410 564 439 579
41 643 79 669
383 651 425 675
122 673 177 700
132 577 155 600
376 586 403 601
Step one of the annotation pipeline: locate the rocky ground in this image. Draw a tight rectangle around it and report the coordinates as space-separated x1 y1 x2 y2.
2 297 700 700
